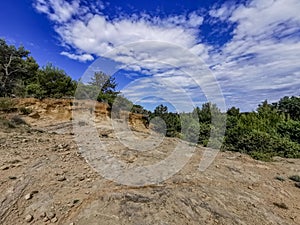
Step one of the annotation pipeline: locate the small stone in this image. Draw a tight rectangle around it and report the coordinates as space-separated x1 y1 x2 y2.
275 176 285 181
51 217 58 223
73 199 80 204
46 211 56 219
24 193 32 200
57 176 66 181
8 176 17 180
1 165 9 170
78 176 85 181
273 202 289 209
25 214 33 222
69 223 75 225
39 212 46 218
43 217 49 222
295 182 300 188
31 190 39 194
29 111 40 119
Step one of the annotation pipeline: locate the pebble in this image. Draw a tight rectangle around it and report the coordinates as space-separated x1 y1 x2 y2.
24 193 32 200
25 214 33 222
51 217 58 223
57 176 66 181
39 212 46 218
46 211 56 219
1 165 9 170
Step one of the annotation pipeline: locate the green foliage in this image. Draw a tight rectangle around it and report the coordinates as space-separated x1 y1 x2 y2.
154 104 168 115
289 175 300 182
19 107 32 115
89 71 119 106
131 104 149 114
0 97 16 111
0 116 16 128
0 39 76 99
273 96 300 121
148 97 300 161
0 115 27 129
11 115 27 125
222 99 300 160
33 63 76 98
0 39 30 96
75 71 120 106
277 119 300 144
26 83 46 98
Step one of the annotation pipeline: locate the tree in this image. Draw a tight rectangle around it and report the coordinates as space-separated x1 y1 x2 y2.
154 104 168 115
88 71 119 105
0 39 30 96
27 63 76 98
275 96 300 121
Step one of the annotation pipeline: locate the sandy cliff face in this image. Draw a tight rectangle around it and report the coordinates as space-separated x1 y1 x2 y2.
15 98 147 132
0 98 299 225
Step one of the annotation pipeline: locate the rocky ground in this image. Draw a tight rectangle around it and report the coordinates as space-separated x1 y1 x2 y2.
0 99 300 225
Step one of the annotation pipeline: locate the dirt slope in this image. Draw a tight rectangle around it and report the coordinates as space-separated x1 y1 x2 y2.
0 99 299 225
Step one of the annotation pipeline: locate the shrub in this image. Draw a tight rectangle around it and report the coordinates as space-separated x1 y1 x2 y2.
0 117 16 128
0 98 16 112
289 175 300 182
19 107 32 115
10 115 28 125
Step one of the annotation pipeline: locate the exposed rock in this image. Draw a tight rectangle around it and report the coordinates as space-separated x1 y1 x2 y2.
51 217 58 223
24 193 32 200
275 176 285 181
25 214 33 223
124 193 152 203
28 111 40 119
46 211 56 219
273 202 289 209
1 165 9 170
57 176 66 181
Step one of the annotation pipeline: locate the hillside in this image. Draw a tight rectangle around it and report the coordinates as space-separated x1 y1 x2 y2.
0 98 300 225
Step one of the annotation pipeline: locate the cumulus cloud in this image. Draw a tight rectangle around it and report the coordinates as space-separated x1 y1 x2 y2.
34 0 81 23
60 51 94 62
208 0 300 110
33 0 300 111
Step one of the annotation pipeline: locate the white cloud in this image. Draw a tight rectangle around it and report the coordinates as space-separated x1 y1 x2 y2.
34 0 81 23
33 0 300 111
207 0 300 110
60 51 94 62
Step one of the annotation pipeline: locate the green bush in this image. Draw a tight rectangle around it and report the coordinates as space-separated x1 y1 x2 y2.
0 98 16 112
289 175 300 182
19 107 32 115
10 115 28 126
0 117 16 128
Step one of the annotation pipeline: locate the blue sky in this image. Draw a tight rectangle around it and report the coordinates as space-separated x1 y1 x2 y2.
0 0 299 112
